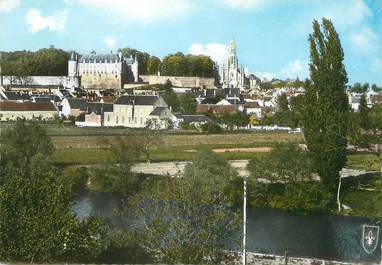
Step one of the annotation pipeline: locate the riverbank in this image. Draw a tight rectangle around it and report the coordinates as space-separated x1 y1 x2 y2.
242 252 381 265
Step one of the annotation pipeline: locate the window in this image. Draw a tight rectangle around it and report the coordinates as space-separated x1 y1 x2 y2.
107 114 110 122
140 117 143 124
116 116 119 124
122 117 125 123
128 117 131 123
134 117 137 123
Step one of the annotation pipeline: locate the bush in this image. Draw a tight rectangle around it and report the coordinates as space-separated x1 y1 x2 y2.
200 123 222 134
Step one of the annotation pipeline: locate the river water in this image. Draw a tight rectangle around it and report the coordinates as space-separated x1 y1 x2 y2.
72 190 381 264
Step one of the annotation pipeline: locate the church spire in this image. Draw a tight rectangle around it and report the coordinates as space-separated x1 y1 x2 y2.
227 38 238 69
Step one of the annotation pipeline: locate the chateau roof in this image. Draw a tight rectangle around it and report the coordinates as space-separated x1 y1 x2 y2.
0 101 56 111
67 98 87 110
182 115 214 124
80 53 121 63
86 102 113 114
115 95 159 106
3 91 31 101
149 107 168 116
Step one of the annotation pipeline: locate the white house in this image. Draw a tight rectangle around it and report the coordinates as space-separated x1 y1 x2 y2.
0 101 57 121
104 95 169 128
75 102 113 127
245 102 263 118
60 98 87 117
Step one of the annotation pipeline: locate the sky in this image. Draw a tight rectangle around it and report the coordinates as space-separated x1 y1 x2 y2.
0 0 381 85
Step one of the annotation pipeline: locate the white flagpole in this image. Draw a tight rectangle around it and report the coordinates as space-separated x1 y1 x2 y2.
243 176 247 265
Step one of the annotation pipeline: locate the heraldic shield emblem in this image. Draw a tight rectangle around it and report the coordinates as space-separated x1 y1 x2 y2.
361 224 380 254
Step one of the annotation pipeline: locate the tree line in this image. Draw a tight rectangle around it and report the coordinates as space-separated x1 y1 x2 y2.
1 47 215 78
0 47 70 76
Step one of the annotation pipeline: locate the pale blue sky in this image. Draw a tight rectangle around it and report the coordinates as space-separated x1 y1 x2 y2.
0 0 381 85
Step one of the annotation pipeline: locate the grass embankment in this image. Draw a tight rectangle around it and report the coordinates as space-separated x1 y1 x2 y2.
346 153 380 171
341 175 382 219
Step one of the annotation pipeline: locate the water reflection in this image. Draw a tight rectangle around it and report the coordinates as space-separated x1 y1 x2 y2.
71 190 381 263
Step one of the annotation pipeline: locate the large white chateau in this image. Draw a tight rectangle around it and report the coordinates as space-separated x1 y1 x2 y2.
69 51 139 90
220 39 248 90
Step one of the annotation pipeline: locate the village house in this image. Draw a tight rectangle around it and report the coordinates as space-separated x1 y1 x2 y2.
244 102 263 118
75 102 113 127
104 95 171 128
60 98 87 117
0 101 57 121
196 104 238 115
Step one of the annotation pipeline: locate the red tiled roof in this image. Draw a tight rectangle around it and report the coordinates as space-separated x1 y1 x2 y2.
0 101 56 111
196 104 238 114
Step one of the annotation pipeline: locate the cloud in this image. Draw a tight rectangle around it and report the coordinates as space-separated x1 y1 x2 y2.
25 8 67 33
217 0 271 9
188 42 228 65
103 36 117 49
371 58 382 74
280 59 309 79
76 0 192 24
350 26 378 54
319 0 372 29
254 71 275 81
0 0 20 12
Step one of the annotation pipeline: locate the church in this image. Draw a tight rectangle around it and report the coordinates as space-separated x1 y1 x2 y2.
220 39 250 90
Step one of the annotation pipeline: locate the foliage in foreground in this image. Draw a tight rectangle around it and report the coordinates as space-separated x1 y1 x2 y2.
248 143 333 213
125 150 240 264
304 18 349 191
0 121 106 262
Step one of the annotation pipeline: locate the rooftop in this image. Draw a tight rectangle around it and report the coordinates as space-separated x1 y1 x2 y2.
0 101 56 111
115 95 160 106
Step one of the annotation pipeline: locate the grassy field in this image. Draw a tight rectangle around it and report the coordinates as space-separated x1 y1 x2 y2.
346 153 380 171
51 131 303 149
342 175 382 219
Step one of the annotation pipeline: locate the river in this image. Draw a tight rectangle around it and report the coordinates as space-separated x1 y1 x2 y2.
72 190 381 264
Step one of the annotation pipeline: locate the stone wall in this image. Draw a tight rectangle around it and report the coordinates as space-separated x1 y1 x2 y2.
81 73 122 90
0 110 57 121
140 75 215 88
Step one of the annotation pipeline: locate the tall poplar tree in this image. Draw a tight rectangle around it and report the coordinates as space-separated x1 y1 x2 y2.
358 94 370 130
304 19 349 190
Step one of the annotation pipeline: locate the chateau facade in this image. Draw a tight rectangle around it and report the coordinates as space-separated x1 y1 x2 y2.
69 51 139 90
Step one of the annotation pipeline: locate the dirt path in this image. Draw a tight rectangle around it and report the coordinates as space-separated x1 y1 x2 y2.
184 147 272 153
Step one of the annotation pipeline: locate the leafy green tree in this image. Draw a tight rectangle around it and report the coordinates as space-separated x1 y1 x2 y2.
362 82 370 92
347 110 363 146
147 56 161 75
0 120 54 180
161 88 180 112
248 143 332 213
273 93 295 127
179 93 197 114
126 150 240 264
1 48 69 77
202 94 224 104
359 94 370 130
351 82 364 93
369 104 382 134
89 137 151 196
290 94 306 127
0 122 106 263
160 53 214 77
120 47 151 75
304 18 349 190
276 93 289 113
0 163 106 262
